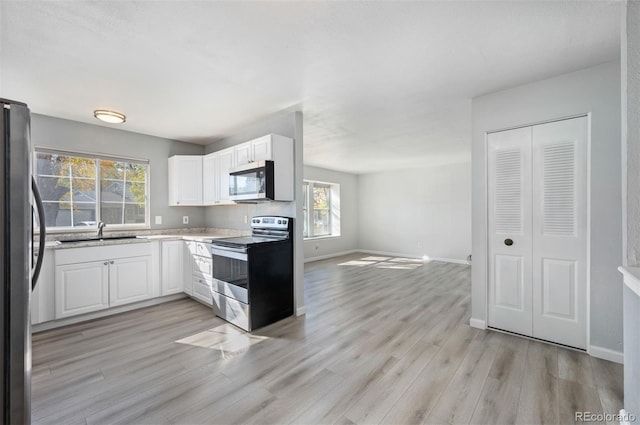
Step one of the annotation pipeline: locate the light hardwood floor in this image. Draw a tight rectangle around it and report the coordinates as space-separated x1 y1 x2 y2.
31 253 622 425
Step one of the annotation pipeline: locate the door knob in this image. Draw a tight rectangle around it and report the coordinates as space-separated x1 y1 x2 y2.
504 238 514 246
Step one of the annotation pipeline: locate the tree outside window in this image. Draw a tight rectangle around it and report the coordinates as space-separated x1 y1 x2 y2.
35 150 149 230
303 180 339 239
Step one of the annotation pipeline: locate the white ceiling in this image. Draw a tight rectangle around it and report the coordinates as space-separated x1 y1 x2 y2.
0 1 621 174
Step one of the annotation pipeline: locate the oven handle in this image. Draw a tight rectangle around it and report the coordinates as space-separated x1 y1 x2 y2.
211 247 248 261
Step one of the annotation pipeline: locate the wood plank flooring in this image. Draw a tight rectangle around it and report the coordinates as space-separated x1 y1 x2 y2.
31 253 622 425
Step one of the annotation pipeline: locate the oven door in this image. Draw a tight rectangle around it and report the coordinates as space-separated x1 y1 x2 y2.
211 246 249 304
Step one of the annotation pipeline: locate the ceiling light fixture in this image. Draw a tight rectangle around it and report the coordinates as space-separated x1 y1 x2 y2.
93 109 126 124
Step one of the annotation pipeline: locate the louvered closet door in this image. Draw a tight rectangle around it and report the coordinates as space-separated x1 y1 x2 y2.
488 116 587 349
487 127 533 336
532 117 587 349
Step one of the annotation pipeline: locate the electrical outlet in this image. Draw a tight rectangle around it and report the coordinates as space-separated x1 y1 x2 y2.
244 215 248 224
155 216 162 225
182 216 189 225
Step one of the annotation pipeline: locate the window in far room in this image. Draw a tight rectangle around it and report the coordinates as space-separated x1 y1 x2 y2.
34 149 149 231
303 180 340 239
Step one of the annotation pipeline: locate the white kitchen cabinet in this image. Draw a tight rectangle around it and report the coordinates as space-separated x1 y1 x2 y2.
185 241 213 306
202 153 217 205
233 134 285 166
53 242 156 320
234 143 253 166
251 136 272 162
183 242 193 296
32 249 55 325
109 256 153 307
161 240 184 295
55 260 109 319
203 147 235 205
168 155 203 206
192 275 214 305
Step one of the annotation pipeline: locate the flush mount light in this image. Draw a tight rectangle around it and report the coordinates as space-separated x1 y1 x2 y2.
93 109 126 124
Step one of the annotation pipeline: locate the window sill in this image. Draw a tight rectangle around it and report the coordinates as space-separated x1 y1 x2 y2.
304 234 341 241
44 225 150 234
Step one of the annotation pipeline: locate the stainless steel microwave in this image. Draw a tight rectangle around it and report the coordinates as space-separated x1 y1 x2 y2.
229 160 275 202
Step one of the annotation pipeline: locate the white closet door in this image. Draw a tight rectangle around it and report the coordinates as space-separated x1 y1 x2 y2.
531 117 587 349
487 127 533 336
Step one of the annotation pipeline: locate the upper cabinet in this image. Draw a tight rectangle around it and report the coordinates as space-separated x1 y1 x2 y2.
169 134 294 207
203 147 235 205
168 155 203 206
234 134 284 165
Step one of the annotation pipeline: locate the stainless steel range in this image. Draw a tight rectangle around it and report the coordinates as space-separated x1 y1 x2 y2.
209 216 293 331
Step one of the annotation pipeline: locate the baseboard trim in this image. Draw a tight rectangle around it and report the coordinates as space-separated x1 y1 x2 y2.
304 250 358 263
470 318 487 330
357 249 470 265
296 306 306 316
588 344 624 364
32 293 186 333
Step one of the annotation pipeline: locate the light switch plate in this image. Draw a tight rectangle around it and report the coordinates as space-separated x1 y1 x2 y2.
155 216 162 225
183 216 189 224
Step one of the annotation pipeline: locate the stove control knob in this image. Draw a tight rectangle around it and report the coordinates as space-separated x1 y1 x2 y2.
278 220 282 224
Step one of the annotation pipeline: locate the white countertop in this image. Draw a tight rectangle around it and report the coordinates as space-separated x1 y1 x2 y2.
619 266 640 298
45 228 249 249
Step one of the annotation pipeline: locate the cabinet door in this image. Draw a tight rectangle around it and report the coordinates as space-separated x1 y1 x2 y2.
183 243 193 295
109 256 153 307
202 153 217 205
216 148 235 204
32 251 55 324
161 241 184 295
234 142 252 166
168 156 203 206
251 136 272 162
55 261 109 319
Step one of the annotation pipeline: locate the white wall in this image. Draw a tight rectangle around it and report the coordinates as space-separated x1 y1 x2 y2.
303 165 359 261
624 1 640 266
622 1 639 415
204 111 305 315
471 61 622 354
31 114 206 229
358 162 471 262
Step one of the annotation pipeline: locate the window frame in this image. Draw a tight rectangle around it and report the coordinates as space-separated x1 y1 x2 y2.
34 148 150 233
303 179 339 240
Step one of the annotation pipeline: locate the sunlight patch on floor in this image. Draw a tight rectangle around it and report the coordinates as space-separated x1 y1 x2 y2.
339 255 425 269
338 260 377 266
175 323 268 358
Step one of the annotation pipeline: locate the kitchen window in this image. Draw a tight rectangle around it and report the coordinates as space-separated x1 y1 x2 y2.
303 180 340 239
35 149 149 231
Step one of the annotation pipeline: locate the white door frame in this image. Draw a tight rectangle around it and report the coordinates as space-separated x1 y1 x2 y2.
484 113 591 350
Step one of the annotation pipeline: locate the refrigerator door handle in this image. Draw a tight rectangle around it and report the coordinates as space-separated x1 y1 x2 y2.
31 176 46 290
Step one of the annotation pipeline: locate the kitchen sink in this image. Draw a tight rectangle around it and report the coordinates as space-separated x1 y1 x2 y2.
58 235 139 243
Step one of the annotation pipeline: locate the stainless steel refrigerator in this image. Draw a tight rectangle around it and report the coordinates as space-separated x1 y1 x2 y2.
1 98 46 424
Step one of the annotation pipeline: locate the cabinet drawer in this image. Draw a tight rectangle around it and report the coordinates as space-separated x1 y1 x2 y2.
187 242 213 257
192 276 212 305
192 255 212 276
211 291 250 331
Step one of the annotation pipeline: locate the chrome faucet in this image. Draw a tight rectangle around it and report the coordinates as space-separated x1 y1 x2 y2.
97 221 106 238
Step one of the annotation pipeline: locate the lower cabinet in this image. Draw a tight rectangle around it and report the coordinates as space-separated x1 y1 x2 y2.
192 275 213 305
185 241 213 306
109 256 153 307
55 260 110 319
161 240 184 295
53 243 156 320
